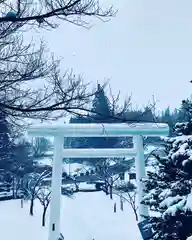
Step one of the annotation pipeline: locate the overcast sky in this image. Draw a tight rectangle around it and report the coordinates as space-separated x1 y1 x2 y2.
37 0 192 112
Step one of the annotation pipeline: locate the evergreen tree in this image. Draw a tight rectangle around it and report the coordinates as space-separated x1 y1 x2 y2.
68 115 91 148
91 84 111 123
0 100 33 188
142 120 192 240
10 138 33 198
12 138 33 175
140 106 154 122
0 108 12 171
67 84 119 160
66 115 91 163
160 107 175 136
88 84 117 149
177 99 192 123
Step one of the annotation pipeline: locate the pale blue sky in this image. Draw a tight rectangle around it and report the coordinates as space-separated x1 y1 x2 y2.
39 0 192 111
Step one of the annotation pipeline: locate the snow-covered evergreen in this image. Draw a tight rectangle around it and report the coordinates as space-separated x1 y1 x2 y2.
142 121 192 239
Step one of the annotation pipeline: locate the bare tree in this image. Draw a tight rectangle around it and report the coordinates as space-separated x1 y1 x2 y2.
0 0 115 123
0 0 157 125
27 169 51 216
94 159 120 199
108 85 132 120
36 186 51 226
114 182 138 221
0 35 97 123
123 189 138 221
32 137 52 158
77 157 134 199
37 185 74 227
95 156 134 199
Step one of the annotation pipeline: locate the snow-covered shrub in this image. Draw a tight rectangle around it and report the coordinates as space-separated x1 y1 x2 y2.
142 122 192 240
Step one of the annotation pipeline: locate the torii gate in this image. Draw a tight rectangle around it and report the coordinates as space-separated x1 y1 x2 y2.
27 122 169 240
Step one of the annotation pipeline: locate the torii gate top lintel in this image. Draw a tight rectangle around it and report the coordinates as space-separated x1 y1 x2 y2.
27 122 169 137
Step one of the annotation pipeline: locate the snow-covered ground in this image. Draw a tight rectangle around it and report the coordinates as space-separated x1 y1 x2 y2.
5 143 159 240
0 191 142 240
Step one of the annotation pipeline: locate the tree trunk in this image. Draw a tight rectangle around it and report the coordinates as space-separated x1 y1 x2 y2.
109 185 113 199
30 198 34 216
15 178 19 198
104 180 109 195
114 202 116 213
120 198 123 211
12 178 15 198
21 199 23 208
42 206 48 227
133 208 138 221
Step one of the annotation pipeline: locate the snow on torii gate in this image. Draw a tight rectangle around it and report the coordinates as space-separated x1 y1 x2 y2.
27 122 169 240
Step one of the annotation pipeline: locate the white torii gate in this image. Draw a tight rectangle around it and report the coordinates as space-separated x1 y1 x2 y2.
27 122 169 240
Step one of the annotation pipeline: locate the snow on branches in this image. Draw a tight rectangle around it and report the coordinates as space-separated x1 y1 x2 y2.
142 123 192 239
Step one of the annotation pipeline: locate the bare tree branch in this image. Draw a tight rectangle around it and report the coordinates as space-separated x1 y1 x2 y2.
0 0 158 126
0 0 116 28
0 0 114 124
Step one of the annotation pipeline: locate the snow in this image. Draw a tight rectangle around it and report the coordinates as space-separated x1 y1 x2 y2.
159 189 172 199
162 199 187 219
35 158 84 175
162 204 178 219
45 150 54 156
0 192 142 240
164 135 192 142
36 157 52 166
144 145 157 154
12 139 170 239
167 135 192 167
79 182 96 190
0 191 12 198
184 192 192 211
171 142 188 161
159 195 183 208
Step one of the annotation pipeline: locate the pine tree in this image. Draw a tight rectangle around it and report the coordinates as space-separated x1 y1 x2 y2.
142 119 192 240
